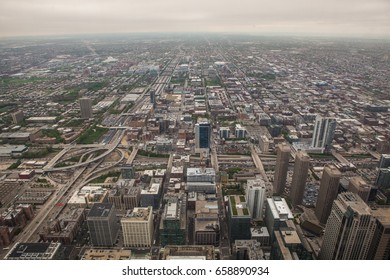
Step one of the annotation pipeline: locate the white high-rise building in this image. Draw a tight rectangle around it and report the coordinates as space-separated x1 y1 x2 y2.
311 115 336 151
246 178 267 220
320 192 376 260
121 207 154 248
235 124 246 138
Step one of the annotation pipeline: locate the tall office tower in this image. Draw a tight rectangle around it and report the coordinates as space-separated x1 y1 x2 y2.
348 176 371 202
311 115 336 151
379 154 390 169
121 207 154 248
219 127 230 139
79 97 93 119
319 192 376 260
290 151 311 207
228 195 251 241
87 203 119 247
160 197 187 246
150 89 156 106
194 118 211 151
368 208 390 260
235 124 246 138
245 178 267 220
273 143 291 195
376 168 390 188
376 168 390 204
315 165 341 224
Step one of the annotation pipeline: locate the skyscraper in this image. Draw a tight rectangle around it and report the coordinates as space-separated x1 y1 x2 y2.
319 192 376 260
150 89 156 107
273 143 291 195
87 203 119 247
376 168 390 188
315 164 341 224
160 197 187 246
228 195 251 241
195 118 211 151
379 154 390 169
219 127 230 139
245 178 267 220
290 151 311 207
368 208 390 260
376 168 390 204
235 124 246 138
121 207 154 248
79 97 93 119
348 176 371 203
311 115 336 151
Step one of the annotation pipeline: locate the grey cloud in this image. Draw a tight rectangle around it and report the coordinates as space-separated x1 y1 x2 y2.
0 0 389 37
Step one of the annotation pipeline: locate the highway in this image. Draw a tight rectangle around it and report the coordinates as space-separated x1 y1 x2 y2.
81 148 126 185
16 166 87 243
43 130 125 172
126 147 139 165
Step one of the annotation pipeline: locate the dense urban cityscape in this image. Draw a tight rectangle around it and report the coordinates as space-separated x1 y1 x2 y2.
0 34 389 260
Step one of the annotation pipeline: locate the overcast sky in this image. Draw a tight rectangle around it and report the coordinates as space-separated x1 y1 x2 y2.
0 0 389 38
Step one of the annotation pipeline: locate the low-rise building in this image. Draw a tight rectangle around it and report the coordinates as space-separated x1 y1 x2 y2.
4 242 61 260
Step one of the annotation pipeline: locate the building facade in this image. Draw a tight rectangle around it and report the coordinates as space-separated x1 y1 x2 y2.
245 178 267 220
121 207 154 248
87 203 119 247
311 115 336 151
348 176 371 203
368 208 390 260
160 197 187 246
290 151 310 207
315 165 341 224
264 197 294 241
219 127 230 139
79 97 93 119
195 118 211 150
320 192 376 260
228 195 251 242
379 154 390 169
273 143 291 195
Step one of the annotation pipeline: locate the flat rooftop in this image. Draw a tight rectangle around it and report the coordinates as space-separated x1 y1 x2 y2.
123 207 152 221
141 183 160 195
195 219 219 232
372 208 390 225
267 197 293 220
87 203 113 218
5 242 60 259
187 168 215 177
279 227 301 245
338 192 372 215
229 195 250 217
82 249 131 260
251 227 270 238
165 201 179 220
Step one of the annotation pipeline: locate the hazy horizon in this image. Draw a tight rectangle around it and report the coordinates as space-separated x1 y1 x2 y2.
0 0 389 39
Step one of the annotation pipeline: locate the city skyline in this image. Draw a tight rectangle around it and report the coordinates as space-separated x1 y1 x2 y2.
0 32 389 260
0 0 389 38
